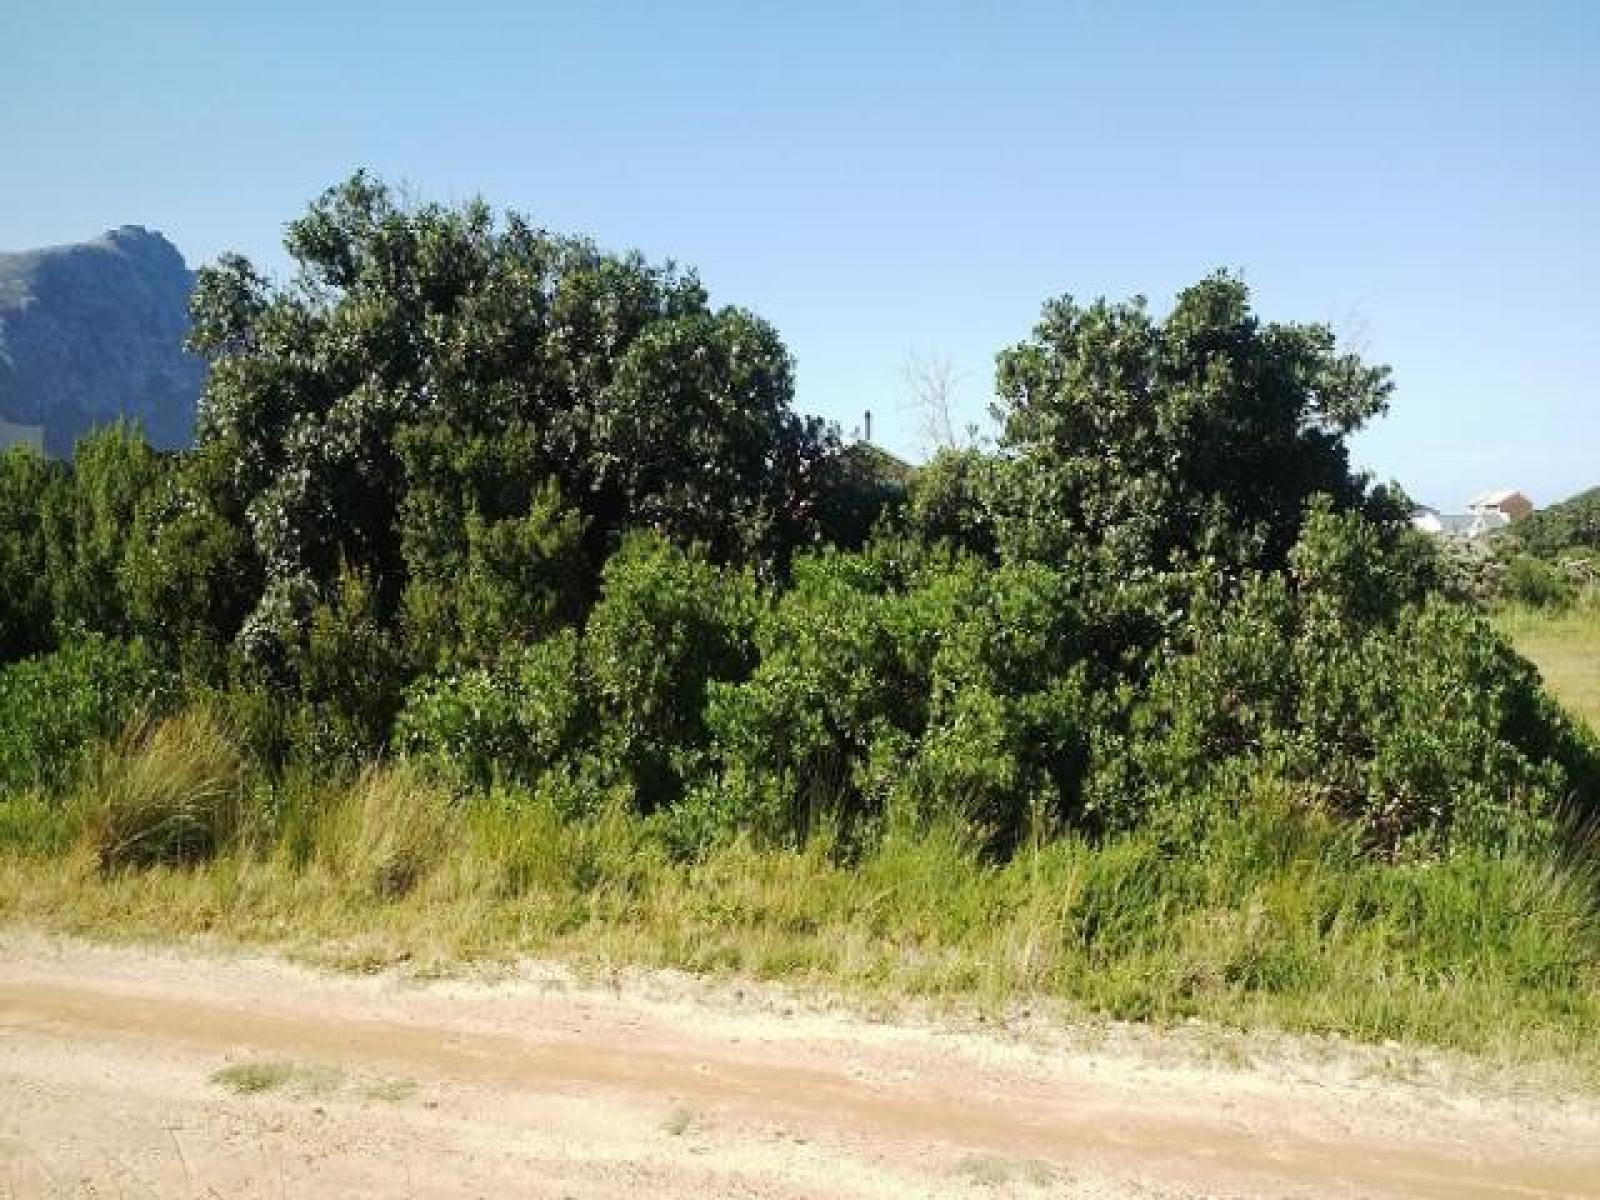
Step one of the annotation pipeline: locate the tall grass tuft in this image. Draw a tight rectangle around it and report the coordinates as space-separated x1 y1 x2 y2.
79 711 244 871
316 764 454 899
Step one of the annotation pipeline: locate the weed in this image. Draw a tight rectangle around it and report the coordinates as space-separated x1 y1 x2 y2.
362 1076 417 1103
4 759 1599 1082
211 1058 343 1096
662 1106 696 1136
212 1060 297 1094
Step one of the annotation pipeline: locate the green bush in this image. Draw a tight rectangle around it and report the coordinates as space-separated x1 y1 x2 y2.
123 442 260 675
1109 508 1600 856
583 533 761 811
0 635 168 796
1 215 1594 884
706 548 1092 853
396 631 589 791
0 447 66 663
401 534 761 814
284 568 407 765
43 423 167 640
1510 485 1600 559
397 440 590 670
1501 553 1575 610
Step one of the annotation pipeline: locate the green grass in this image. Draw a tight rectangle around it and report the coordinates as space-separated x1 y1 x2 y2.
3 751 1598 1083
211 1058 344 1096
211 1059 299 1094
1499 604 1600 731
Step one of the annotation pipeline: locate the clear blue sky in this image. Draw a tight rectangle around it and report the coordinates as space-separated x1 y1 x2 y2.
5 1 1596 507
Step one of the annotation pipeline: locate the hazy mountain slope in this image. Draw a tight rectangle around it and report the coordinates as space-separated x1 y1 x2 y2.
0 226 203 455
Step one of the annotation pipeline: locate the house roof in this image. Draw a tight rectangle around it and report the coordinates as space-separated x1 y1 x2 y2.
1468 489 1526 509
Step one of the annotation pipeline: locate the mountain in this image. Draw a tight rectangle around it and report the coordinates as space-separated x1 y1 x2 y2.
0 226 204 456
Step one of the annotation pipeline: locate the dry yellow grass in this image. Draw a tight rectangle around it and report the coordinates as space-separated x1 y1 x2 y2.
1499 605 1600 731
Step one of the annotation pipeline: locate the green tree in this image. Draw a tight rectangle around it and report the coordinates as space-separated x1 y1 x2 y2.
123 441 260 675
43 424 166 640
0 447 65 661
1509 486 1600 560
990 272 1393 575
187 172 832 670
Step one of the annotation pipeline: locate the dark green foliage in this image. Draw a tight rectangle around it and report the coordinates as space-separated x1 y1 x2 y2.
583 534 761 811
396 423 589 668
1500 553 1578 610
0 634 167 796
456 488 588 657
43 423 167 639
284 568 407 765
399 534 759 812
1511 486 1600 560
810 442 914 551
0 447 64 661
990 271 1391 576
396 632 589 792
1108 505 1597 856
123 441 260 674
188 172 831 667
705 549 1092 854
902 448 998 559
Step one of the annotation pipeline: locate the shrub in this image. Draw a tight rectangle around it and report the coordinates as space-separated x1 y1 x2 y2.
707 549 1091 853
0 634 168 796
396 631 588 790
583 533 761 811
902 447 998 559
1509 485 1600 559
285 567 407 765
397 447 590 671
0 446 66 662
123 442 260 675
1108 508 1600 856
1501 553 1575 610
42 423 167 641
79 711 245 871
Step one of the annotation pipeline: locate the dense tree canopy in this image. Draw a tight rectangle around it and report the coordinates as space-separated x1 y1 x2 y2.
183 173 835 671
988 272 1396 574
0 176 1592 868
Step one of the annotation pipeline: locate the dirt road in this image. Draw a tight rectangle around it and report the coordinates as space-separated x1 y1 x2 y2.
1 934 1596 1198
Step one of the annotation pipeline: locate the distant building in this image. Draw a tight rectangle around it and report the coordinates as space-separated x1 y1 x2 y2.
1466 489 1534 523
0 417 45 455
1411 489 1534 541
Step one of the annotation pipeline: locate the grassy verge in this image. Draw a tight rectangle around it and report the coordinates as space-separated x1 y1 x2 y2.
1499 603 1600 731
3 727 1597 1081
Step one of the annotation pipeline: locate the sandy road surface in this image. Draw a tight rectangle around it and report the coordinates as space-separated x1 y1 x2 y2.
1 934 1596 1198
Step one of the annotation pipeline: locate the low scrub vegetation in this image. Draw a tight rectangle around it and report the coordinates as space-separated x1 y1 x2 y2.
1 174 1597 1072
4 757 1597 1072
